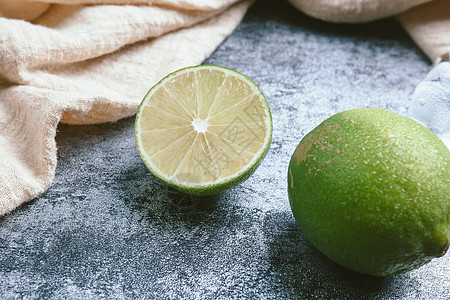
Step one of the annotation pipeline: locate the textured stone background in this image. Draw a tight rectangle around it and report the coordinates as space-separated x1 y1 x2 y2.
1 0 449 299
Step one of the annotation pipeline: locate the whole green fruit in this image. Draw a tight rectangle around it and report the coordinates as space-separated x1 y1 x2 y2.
288 108 450 276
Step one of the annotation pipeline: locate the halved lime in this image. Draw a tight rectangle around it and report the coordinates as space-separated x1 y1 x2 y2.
135 65 272 195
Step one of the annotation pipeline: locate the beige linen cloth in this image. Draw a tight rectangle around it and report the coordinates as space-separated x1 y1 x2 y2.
0 0 449 216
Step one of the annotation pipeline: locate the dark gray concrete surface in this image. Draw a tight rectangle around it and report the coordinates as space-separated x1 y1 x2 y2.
1 0 449 298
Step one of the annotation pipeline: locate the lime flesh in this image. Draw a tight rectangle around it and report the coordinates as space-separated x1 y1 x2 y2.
135 65 272 195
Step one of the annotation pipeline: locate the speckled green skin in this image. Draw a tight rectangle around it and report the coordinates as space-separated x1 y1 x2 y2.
288 108 450 276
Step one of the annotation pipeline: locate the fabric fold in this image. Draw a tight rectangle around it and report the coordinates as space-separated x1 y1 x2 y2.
0 86 63 215
0 0 243 21
1 4 240 85
286 0 432 23
397 0 450 64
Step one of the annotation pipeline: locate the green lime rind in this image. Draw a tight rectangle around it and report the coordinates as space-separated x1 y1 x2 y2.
135 65 273 196
288 107 450 276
